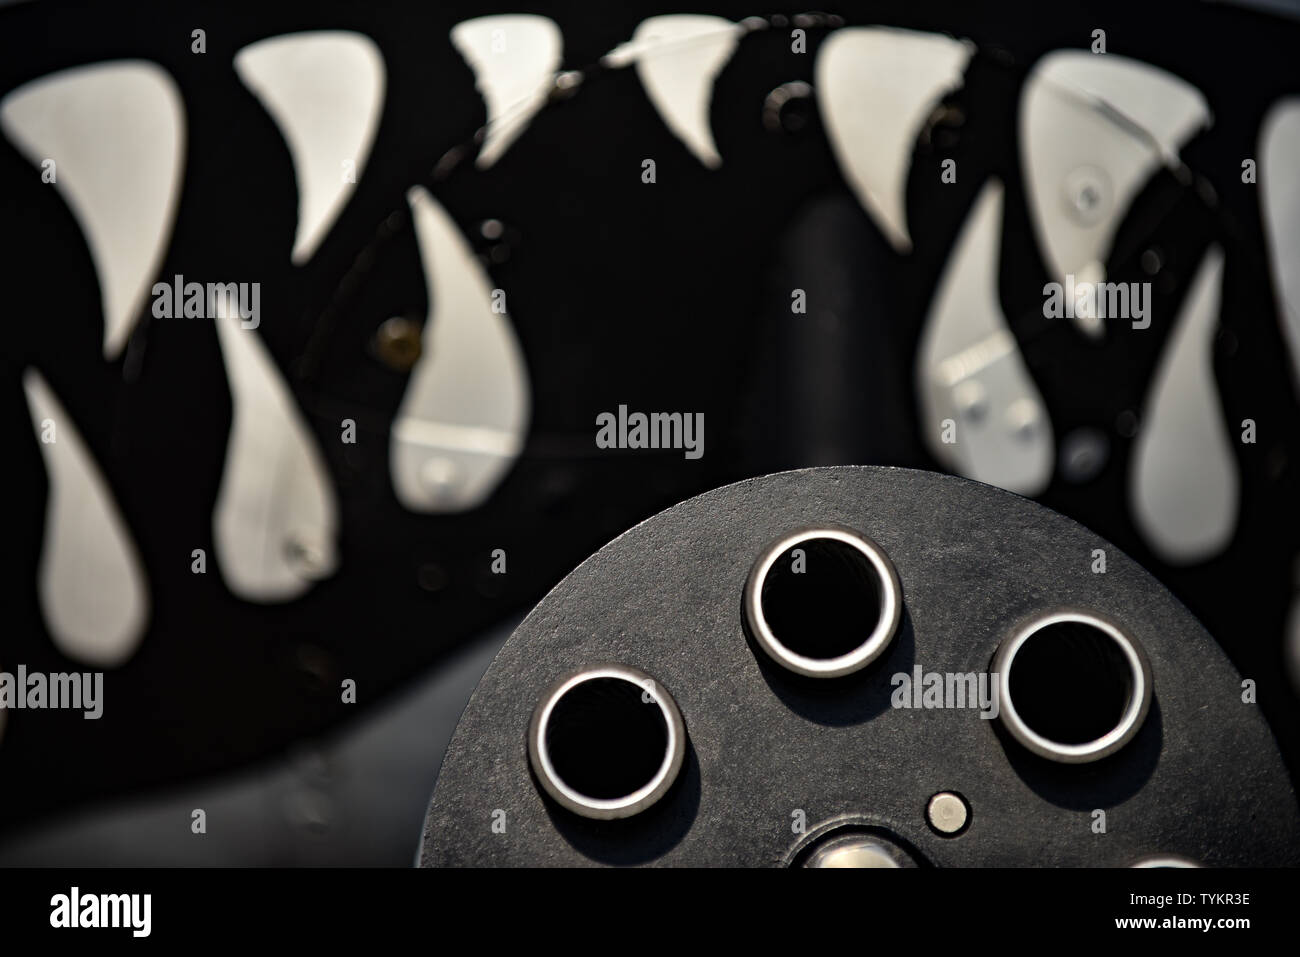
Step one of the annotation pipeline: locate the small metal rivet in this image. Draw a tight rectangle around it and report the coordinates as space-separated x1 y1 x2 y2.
1005 398 1041 441
1059 428 1110 484
953 379 989 424
373 316 423 372
284 533 331 580
551 71 583 99
1063 166 1111 226
1116 409 1140 438
927 791 969 835
420 457 459 497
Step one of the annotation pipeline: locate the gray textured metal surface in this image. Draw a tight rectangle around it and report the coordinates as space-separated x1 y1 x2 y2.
422 466 1299 866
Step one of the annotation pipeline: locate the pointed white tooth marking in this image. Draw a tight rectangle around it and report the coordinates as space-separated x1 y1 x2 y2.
450 15 562 169
816 28 972 252
918 181 1054 495
213 310 339 602
1131 246 1237 564
603 15 742 169
390 187 530 512
1021 52 1210 336
1 62 184 359
235 31 386 265
1260 97 1300 377
22 369 149 666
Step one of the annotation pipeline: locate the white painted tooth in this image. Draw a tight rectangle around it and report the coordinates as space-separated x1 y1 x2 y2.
1259 100 1300 693
390 187 530 512
212 306 339 602
235 31 386 265
450 15 562 169
1021 52 1210 336
1 62 184 359
816 27 972 252
22 369 149 667
602 15 742 169
917 180 1054 495
1260 96 1300 378
1131 245 1237 564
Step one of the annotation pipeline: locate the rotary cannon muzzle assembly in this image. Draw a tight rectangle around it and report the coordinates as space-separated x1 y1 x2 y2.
425 467 1296 866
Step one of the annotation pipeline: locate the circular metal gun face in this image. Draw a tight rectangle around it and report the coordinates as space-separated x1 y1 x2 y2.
423 467 1300 867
